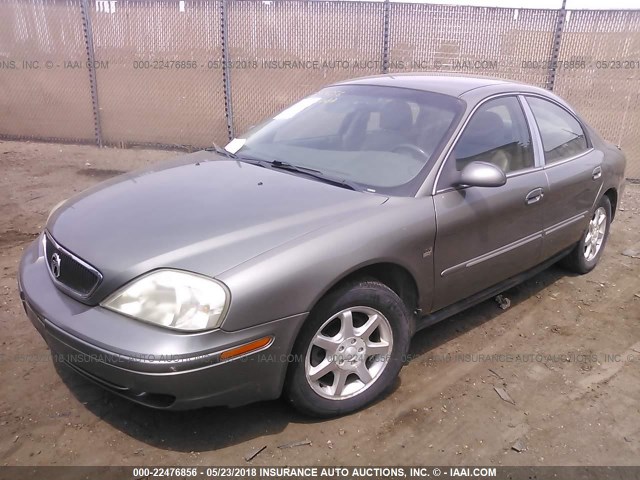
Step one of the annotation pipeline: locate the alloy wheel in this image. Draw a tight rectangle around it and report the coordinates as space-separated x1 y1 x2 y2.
584 206 607 262
304 306 393 400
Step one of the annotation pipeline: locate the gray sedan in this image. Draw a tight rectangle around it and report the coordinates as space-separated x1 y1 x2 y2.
19 74 626 417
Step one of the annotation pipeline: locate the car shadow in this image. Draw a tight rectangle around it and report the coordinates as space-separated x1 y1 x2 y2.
57 264 571 452
55 360 312 453
408 264 573 358
56 360 402 452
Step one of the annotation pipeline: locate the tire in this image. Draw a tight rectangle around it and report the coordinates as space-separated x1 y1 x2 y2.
561 195 612 274
285 280 411 417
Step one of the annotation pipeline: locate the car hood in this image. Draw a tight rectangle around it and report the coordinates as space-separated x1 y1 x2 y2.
47 151 387 303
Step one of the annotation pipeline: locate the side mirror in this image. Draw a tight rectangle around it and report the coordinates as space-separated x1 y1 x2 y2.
457 161 506 188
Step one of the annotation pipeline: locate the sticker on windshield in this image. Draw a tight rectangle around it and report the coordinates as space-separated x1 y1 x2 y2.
225 138 246 154
273 96 321 120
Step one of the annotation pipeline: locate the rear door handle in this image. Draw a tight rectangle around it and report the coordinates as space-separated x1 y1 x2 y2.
525 187 544 205
592 166 602 180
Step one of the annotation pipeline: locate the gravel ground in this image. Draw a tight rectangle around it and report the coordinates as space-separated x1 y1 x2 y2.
0 140 639 466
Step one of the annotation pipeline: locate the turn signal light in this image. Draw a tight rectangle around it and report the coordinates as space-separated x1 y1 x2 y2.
219 336 273 361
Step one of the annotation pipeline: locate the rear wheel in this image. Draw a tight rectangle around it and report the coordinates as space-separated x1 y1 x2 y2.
285 280 411 417
561 196 611 274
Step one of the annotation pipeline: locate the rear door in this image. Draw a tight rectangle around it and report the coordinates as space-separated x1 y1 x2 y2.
524 96 604 259
431 95 548 311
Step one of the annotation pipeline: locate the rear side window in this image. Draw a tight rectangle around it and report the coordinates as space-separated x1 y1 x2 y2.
526 97 588 164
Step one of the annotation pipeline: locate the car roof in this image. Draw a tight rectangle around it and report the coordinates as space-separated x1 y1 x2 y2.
333 73 547 98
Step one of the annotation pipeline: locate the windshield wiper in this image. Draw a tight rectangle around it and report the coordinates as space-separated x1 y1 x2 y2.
205 142 238 159
269 160 358 191
270 160 323 175
206 144 269 168
206 148 358 190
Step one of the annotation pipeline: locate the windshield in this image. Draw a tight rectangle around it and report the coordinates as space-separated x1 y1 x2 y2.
229 85 464 196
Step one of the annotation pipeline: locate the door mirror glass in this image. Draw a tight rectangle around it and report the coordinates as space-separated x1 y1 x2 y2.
457 161 506 188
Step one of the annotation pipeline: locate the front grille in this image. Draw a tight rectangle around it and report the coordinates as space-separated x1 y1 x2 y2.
44 233 102 297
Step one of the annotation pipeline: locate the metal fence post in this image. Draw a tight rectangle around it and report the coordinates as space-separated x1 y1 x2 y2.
546 0 567 91
80 0 103 147
220 0 234 141
381 0 391 74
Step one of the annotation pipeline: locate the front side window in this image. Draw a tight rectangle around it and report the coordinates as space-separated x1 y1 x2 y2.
453 96 535 174
231 85 464 196
526 96 588 164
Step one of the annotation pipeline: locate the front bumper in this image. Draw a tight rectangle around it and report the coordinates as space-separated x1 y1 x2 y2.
18 236 307 410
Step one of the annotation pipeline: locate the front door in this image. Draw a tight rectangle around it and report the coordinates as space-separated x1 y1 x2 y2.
431 95 548 311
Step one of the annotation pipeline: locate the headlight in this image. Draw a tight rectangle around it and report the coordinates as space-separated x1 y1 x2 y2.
101 270 229 331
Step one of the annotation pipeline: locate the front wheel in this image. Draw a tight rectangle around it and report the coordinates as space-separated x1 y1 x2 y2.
285 280 411 417
561 195 612 274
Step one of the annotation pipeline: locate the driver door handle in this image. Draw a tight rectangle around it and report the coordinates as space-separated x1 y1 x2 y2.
525 187 544 205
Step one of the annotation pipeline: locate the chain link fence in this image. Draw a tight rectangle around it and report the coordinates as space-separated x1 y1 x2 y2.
0 0 96 143
554 9 640 171
89 0 227 148
387 4 558 87
228 0 386 136
0 0 638 178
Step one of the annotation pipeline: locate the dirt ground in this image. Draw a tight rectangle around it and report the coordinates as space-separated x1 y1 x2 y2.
0 139 638 467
